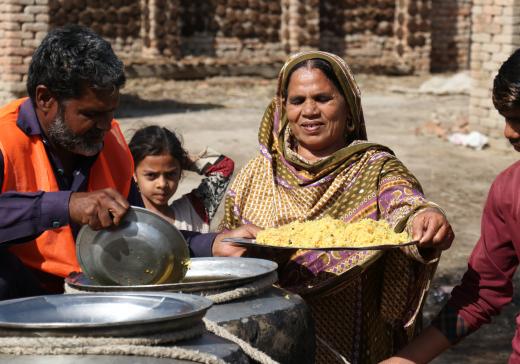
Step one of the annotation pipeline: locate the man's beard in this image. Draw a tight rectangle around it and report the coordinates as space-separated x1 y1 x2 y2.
47 106 105 157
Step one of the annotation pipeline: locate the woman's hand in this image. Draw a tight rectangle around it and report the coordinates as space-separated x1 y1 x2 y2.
411 208 454 251
212 224 262 257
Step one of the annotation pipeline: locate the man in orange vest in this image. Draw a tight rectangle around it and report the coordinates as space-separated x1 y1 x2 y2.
0 25 253 300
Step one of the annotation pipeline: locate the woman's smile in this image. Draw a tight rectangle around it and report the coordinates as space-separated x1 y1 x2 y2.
300 120 325 133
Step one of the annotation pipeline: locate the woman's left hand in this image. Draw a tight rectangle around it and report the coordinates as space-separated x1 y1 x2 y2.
411 208 454 251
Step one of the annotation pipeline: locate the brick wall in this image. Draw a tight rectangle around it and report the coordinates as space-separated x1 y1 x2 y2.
0 0 48 101
0 0 470 102
431 0 472 72
320 0 398 73
49 0 142 58
468 0 520 136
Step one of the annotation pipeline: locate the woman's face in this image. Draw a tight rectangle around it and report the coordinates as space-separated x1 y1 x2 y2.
134 154 182 209
285 67 349 162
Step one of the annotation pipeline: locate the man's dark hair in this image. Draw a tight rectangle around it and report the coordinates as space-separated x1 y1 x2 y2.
129 125 190 171
27 25 125 102
493 49 520 113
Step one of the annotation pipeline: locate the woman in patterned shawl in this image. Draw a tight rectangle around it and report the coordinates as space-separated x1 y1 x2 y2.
220 51 454 363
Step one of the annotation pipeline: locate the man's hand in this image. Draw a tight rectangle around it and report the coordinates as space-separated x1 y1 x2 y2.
212 224 262 257
412 208 454 251
69 188 130 230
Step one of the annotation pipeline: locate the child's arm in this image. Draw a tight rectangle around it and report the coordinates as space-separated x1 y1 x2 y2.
186 147 235 222
382 170 519 363
380 326 451 363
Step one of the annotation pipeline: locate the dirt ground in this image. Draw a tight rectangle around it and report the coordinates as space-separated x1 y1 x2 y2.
117 74 519 363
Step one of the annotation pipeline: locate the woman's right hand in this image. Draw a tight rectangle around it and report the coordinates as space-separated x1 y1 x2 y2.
411 208 454 251
212 224 262 257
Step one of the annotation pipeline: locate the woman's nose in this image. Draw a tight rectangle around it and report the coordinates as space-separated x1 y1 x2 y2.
302 99 319 117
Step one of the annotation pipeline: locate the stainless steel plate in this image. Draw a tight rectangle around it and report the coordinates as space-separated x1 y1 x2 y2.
0 292 212 337
66 257 278 293
222 237 419 250
76 206 190 286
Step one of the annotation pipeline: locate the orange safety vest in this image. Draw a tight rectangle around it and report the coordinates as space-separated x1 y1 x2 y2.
0 98 134 278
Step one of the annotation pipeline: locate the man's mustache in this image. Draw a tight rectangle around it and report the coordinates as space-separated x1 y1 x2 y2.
509 138 520 145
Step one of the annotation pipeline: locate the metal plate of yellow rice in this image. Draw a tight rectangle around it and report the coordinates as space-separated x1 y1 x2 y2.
223 217 418 250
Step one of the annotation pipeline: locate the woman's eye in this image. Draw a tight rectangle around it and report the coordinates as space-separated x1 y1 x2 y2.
315 95 332 103
288 97 304 105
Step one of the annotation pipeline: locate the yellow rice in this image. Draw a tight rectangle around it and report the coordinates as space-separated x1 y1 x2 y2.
256 217 409 248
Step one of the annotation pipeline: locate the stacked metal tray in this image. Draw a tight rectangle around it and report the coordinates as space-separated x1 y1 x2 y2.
65 257 278 293
0 292 212 337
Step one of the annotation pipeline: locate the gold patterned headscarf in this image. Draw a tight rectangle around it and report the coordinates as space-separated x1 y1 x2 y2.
258 50 382 185
277 50 367 141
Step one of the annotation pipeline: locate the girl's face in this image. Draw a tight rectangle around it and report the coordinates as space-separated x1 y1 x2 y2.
134 154 182 208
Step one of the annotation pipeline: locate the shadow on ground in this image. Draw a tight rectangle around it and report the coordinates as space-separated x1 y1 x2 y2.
116 94 224 118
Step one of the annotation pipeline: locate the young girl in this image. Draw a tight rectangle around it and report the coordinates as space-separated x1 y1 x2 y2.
128 125 234 233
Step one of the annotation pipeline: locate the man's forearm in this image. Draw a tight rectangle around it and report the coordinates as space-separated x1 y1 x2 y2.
0 190 70 244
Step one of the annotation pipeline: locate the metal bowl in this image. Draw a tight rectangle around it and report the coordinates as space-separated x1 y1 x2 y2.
76 206 190 286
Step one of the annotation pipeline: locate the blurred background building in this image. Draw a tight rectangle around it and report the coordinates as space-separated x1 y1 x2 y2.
0 0 514 134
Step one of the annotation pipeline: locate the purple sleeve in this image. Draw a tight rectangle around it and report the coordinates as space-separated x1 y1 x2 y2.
0 151 71 244
180 230 215 257
0 190 71 244
127 179 144 207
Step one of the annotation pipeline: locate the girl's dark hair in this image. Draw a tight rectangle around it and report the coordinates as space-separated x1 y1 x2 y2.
282 58 345 100
27 24 125 102
129 126 190 170
493 49 520 113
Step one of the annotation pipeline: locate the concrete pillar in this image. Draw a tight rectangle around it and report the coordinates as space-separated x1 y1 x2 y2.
141 0 181 58
469 0 520 136
394 0 432 74
281 0 319 54
0 0 49 102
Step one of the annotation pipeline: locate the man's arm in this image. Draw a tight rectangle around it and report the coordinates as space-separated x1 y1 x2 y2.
0 151 143 244
127 179 144 207
0 151 72 244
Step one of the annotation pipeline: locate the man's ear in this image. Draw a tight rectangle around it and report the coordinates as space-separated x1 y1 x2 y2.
34 85 56 113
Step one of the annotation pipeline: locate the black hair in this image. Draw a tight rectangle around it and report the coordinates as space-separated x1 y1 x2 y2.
129 126 190 170
282 58 345 100
27 24 125 102
493 49 520 113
